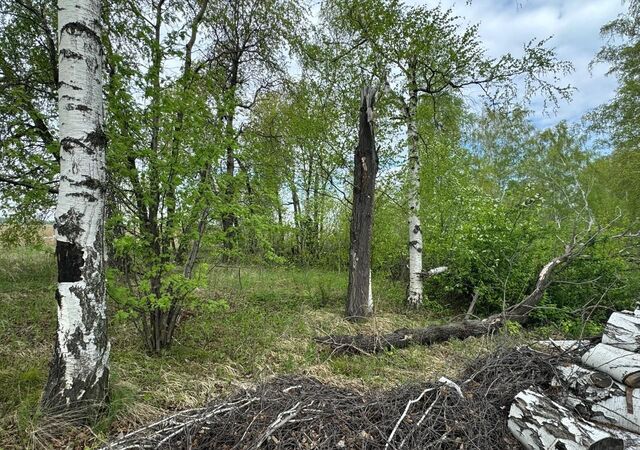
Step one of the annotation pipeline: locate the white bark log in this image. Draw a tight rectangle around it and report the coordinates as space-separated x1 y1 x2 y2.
508 389 624 450
582 343 640 388
602 312 640 352
535 339 592 352
556 364 640 434
42 0 109 409
406 88 422 307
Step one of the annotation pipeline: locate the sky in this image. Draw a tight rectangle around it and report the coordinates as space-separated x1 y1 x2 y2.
412 0 626 129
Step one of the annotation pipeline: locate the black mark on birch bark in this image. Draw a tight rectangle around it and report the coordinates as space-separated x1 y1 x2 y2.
60 49 83 60
55 289 62 308
66 326 87 357
61 22 101 46
56 209 84 241
58 81 82 91
61 137 92 152
85 128 107 150
56 241 84 282
74 177 102 192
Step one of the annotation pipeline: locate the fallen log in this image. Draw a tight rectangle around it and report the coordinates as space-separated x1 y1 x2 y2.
508 389 624 450
602 312 640 352
315 317 502 354
317 243 580 354
555 364 640 434
582 343 640 388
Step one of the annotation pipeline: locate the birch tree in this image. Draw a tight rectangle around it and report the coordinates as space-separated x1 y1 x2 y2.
41 0 109 410
102 0 302 352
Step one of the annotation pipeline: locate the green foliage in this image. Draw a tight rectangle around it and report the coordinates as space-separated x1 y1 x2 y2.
0 0 58 235
1 0 639 361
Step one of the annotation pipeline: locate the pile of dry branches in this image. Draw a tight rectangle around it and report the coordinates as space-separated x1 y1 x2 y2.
104 346 573 449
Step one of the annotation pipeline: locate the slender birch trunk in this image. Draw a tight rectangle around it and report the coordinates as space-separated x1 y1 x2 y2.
406 77 423 307
42 0 109 410
346 86 378 319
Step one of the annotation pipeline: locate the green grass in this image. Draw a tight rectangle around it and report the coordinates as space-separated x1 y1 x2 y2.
0 249 506 449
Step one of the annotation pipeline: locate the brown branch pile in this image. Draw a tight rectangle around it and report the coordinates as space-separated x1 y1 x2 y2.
104 346 576 450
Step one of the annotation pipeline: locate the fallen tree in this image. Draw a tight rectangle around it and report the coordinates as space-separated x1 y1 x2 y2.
582 343 640 387
316 241 584 354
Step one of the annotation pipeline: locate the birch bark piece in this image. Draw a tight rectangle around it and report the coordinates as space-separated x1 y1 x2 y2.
602 312 640 352
556 364 640 434
508 389 623 450
536 339 592 353
582 343 640 388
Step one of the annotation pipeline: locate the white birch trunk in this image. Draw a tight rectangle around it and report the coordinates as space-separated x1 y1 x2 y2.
602 312 640 352
555 364 640 434
582 343 640 388
42 0 109 410
508 389 624 450
406 87 423 307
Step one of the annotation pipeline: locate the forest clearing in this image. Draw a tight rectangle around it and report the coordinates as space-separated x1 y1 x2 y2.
1 0 640 448
0 247 507 448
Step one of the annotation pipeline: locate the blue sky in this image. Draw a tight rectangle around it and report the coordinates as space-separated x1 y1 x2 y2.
420 0 626 128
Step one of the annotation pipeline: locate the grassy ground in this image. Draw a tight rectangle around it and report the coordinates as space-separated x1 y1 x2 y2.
0 247 522 449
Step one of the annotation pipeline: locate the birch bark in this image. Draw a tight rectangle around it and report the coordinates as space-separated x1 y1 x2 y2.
42 0 109 410
581 343 640 387
508 389 623 450
555 364 640 434
602 311 640 352
406 77 423 307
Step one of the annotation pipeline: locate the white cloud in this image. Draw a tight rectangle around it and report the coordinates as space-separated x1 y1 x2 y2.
410 0 625 128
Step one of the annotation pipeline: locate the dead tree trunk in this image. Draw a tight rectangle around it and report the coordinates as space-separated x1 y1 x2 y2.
508 389 624 450
346 86 378 320
42 0 109 411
